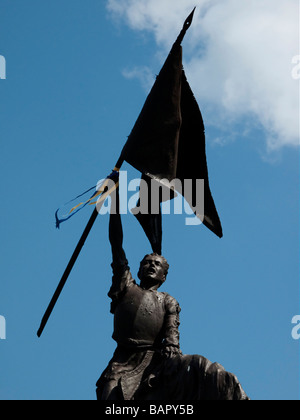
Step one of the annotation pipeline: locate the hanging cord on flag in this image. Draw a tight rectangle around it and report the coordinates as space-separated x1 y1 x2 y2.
55 168 120 229
37 159 123 338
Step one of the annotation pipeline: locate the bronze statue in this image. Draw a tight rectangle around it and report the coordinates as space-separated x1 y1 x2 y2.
37 10 250 402
96 187 249 401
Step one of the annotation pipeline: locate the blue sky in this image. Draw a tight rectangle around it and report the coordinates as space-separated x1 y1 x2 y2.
0 0 299 400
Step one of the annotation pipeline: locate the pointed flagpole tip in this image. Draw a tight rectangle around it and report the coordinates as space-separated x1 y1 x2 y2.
185 7 196 27
175 7 197 45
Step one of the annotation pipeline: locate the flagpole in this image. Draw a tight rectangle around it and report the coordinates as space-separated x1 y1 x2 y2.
37 157 124 338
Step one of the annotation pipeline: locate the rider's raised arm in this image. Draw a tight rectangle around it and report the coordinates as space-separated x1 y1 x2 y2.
108 185 134 313
109 185 128 275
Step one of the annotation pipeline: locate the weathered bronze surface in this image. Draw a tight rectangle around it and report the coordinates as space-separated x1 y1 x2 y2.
96 190 249 401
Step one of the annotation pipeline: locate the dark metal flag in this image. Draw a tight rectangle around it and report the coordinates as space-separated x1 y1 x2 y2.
121 8 223 254
177 72 223 239
120 34 183 183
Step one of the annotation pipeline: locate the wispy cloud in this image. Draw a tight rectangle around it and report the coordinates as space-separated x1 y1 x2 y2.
107 0 299 151
122 66 155 92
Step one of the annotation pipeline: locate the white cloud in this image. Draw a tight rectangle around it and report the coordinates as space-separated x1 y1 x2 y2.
122 66 155 92
107 0 299 151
